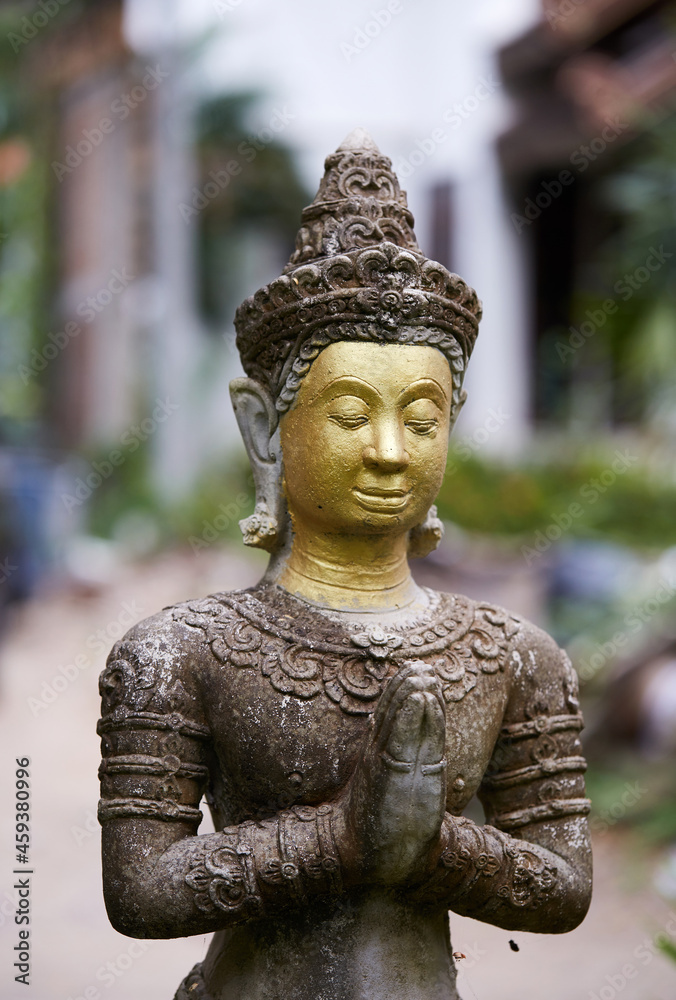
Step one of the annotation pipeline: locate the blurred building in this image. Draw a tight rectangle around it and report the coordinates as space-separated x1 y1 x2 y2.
31 0 226 502
180 0 675 450
9 0 675 549
498 0 676 428
26 0 310 510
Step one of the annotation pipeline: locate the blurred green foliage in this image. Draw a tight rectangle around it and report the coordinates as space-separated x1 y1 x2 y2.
164 454 254 546
658 935 676 964
0 7 51 434
586 759 676 846
87 443 254 548
195 93 309 329
0 1 102 438
574 113 676 425
436 452 676 549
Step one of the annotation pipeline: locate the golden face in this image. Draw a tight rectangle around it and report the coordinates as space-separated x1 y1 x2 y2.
280 341 453 538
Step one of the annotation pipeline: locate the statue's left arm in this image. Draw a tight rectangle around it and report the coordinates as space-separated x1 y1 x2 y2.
414 622 592 933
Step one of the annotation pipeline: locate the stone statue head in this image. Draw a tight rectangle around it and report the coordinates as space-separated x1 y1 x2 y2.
230 128 482 571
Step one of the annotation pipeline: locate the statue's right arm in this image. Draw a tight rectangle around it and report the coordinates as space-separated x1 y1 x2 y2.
100 811 344 939
98 616 343 939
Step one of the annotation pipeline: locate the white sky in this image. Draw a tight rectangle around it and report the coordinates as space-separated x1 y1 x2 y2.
124 0 540 201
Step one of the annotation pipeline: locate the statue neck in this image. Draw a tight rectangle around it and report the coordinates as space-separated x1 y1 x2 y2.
277 526 418 612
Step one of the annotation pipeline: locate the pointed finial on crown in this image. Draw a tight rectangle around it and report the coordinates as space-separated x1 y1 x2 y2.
284 128 419 270
335 127 381 153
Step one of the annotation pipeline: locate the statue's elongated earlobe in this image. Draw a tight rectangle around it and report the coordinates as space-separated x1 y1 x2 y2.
229 378 283 551
408 505 444 558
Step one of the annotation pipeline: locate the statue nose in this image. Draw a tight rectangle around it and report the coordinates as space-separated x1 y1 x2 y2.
362 424 410 471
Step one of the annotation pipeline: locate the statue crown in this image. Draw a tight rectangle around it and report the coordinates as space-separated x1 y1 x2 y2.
234 129 482 413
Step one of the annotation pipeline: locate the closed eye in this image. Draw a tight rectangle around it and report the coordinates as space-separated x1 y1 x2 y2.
405 419 438 435
328 413 369 429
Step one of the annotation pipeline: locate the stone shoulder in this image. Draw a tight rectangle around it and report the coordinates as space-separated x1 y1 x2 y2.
495 609 580 724
98 599 215 730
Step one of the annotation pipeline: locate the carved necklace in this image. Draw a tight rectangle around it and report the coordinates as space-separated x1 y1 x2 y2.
174 584 521 716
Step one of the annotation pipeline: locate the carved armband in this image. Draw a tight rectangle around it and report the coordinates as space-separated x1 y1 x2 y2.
183 805 343 920
97 717 210 828
97 634 211 830
479 712 591 833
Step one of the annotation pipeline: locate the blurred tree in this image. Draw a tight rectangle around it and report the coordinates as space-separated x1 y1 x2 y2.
194 92 309 329
591 113 676 429
0 7 50 438
0 0 102 440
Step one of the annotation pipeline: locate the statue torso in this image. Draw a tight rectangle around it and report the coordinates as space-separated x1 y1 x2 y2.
171 583 521 829
100 582 583 1000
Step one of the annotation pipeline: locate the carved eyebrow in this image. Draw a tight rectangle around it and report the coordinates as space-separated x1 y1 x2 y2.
399 379 449 408
308 375 382 406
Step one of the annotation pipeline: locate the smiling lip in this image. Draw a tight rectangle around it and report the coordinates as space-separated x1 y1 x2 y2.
352 487 410 511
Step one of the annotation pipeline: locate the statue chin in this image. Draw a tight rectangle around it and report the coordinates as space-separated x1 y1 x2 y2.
98 129 592 1000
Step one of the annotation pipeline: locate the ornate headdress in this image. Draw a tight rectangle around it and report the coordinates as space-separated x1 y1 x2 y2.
234 128 482 417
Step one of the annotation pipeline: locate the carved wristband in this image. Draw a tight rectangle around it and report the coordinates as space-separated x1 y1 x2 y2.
184 804 343 920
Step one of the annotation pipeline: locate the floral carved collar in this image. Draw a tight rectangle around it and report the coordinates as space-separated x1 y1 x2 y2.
173 584 521 716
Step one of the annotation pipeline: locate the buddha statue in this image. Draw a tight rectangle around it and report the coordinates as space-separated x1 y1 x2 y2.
98 129 592 1000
